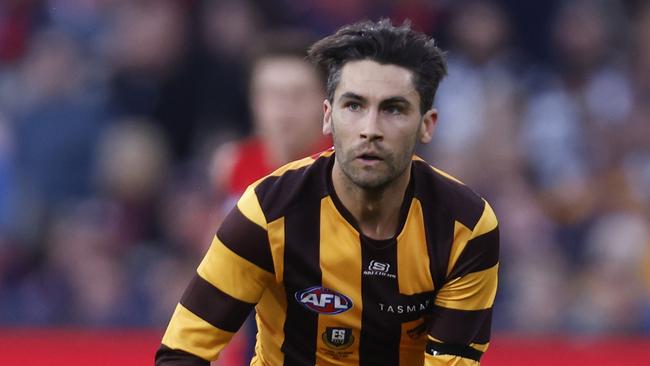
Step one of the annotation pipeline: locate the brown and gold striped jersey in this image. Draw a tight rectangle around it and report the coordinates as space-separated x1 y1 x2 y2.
156 149 499 366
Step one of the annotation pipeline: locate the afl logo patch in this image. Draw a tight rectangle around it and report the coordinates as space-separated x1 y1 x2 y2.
295 286 353 315
322 327 354 349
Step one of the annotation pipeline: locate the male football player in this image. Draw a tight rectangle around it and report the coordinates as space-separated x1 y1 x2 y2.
156 19 499 366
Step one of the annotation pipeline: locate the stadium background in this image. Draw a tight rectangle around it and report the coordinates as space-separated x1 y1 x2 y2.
0 0 649 364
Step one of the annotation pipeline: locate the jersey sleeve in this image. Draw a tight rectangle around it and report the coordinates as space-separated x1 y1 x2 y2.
424 200 499 366
156 185 275 365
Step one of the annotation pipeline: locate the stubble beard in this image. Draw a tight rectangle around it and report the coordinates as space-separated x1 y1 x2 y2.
331 121 418 191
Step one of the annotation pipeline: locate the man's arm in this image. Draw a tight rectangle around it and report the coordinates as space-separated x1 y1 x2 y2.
156 185 275 365
424 200 499 365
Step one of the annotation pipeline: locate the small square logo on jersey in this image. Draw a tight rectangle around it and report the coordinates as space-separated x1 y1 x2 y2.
322 327 354 349
370 260 389 272
363 260 396 279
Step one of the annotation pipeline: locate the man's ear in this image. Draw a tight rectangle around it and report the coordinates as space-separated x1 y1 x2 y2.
323 99 333 135
419 108 438 144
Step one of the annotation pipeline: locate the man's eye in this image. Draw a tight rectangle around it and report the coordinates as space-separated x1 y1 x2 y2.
347 103 361 111
385 105 403 114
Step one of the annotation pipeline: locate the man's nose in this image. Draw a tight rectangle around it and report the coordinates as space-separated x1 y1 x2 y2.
359 109 383 141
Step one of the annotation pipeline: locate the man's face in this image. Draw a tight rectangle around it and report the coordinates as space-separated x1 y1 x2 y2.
251 57 324 160
323 60 436 189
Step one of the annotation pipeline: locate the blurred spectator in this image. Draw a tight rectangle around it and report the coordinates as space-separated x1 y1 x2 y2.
423 0 522 193
211 30 331 203
191 0 262 144
137 163 222 327
521 0 633 263
496 0 562 61
621 2 650 208
485 173 571 332
93 118 171 245
568 212 650 332
43 199 132 325
103 0 194 160
159 171 219 259
9 27 108 246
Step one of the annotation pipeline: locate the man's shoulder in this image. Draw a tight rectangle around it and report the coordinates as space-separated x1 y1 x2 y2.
242 149 334 222
411 157 494 230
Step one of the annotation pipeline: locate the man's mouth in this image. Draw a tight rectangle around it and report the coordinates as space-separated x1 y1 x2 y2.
357 153 383 162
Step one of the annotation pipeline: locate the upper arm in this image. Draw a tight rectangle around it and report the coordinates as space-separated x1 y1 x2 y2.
425 200 499 365
158 185 275 362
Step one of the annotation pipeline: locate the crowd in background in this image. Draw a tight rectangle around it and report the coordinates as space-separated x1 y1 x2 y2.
0 0 649 341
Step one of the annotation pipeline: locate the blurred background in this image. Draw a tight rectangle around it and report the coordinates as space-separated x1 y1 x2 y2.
0 0 649 364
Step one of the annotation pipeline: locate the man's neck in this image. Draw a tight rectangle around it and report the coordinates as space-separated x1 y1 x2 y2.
331 160 411 240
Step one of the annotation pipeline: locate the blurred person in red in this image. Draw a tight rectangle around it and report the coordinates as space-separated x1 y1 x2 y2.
207 30 332 365
212 30 331 206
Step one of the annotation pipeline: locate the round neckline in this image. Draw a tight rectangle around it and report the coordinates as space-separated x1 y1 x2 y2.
325 154 414 243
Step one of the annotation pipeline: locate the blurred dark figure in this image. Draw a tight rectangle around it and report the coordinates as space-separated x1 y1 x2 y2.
620 3 650 211
40 200 134 325
424 0 522 191
567 212 650 332
521 0 633 261
10 28 108 246
83 117 175 326
104 0 194 160
93 118 171 244
140 158 222 327
192 0 262 144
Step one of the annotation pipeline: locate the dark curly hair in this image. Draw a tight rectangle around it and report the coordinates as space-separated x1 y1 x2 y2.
307 19 447 114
